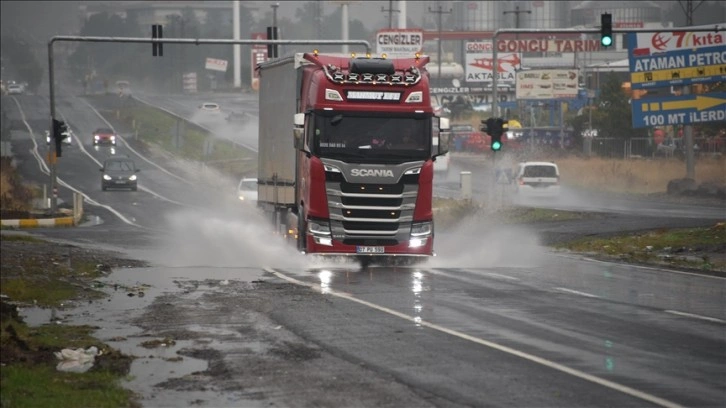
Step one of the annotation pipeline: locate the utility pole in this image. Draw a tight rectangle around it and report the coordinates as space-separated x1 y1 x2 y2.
503 5 531 29
427 3 452 84
678 0 702 179
271 2 279 58
233 0 241 88
381 0 399 29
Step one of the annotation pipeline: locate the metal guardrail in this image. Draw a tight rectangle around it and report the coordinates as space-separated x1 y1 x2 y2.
589 137 726 159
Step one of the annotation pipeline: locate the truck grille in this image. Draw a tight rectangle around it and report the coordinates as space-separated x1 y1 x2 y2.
325 175 419 245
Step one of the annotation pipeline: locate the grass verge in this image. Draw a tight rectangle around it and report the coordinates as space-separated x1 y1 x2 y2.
1 235 147 407
555 222 726 273
113 105 257 180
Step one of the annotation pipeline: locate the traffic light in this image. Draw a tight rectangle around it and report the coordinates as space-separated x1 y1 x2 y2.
266 26 279 58
482 117 504 152
152 24 163 57
52 118 68 157
600 13 613 47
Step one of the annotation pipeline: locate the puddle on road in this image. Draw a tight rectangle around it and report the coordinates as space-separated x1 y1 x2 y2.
18 265 269 407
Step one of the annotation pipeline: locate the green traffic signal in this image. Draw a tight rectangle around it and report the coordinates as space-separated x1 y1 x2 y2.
491 140 502 151
600 13 613 48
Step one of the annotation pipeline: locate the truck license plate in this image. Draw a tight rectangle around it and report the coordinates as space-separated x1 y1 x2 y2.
356 246 384 254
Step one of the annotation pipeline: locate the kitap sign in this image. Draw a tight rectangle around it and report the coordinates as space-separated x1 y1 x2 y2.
516 69 579 100
465 42 520 83
627 30 726 89
205 57 228 72
376 29 423 56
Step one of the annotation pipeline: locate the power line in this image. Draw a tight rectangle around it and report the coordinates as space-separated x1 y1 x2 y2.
503 5 531 29
381 0 400 29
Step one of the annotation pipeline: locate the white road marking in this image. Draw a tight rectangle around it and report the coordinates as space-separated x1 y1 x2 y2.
665 310 726 324
267 268 685 408
554 287 600 298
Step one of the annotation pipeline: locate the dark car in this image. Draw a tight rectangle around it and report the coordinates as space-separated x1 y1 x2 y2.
93 128 117 146
101 157 139 191
226 111 246 122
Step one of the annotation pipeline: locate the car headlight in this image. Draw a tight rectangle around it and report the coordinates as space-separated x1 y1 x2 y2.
103 174 112 180
94 135 100 140
129 175 137 181
110 135 116 140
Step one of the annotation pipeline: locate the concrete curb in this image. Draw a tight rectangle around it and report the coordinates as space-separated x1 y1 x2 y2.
1 216 76 229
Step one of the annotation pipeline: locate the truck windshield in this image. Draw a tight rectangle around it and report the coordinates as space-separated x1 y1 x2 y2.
313 113 430 162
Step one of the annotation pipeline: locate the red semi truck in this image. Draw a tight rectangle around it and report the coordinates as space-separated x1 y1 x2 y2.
257 52 450 266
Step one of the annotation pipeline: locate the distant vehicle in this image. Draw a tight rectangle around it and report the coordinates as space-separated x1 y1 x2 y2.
514 161 560 198
226 111 246 122
100 157 139 191
7 83 24 95
93 128 117 146
45 128 73 145
451 123 488 152
199 102 221 113
116 80 130 95
237 177 258 202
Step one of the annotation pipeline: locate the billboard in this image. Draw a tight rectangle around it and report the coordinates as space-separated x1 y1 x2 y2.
205 58 228 72
376 29 423 56
465 42 520 83
627 30 726 89
515 69 579 100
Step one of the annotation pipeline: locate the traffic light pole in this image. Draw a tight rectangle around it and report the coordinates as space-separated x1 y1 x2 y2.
46 35 371 214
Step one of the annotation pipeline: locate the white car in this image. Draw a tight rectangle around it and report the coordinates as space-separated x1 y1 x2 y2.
7 83 24 95
514 161 560 197
199 102 221 113
237 177 258 202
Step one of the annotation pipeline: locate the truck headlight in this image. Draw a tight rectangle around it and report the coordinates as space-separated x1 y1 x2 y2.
409 222 432 248
308 220 331 236
410 222 432 237
308 219 333 246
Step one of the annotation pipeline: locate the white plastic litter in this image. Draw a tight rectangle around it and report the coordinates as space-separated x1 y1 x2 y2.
54 346 100 373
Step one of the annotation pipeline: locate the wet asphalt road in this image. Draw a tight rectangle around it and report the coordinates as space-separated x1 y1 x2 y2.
3 92 725 408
